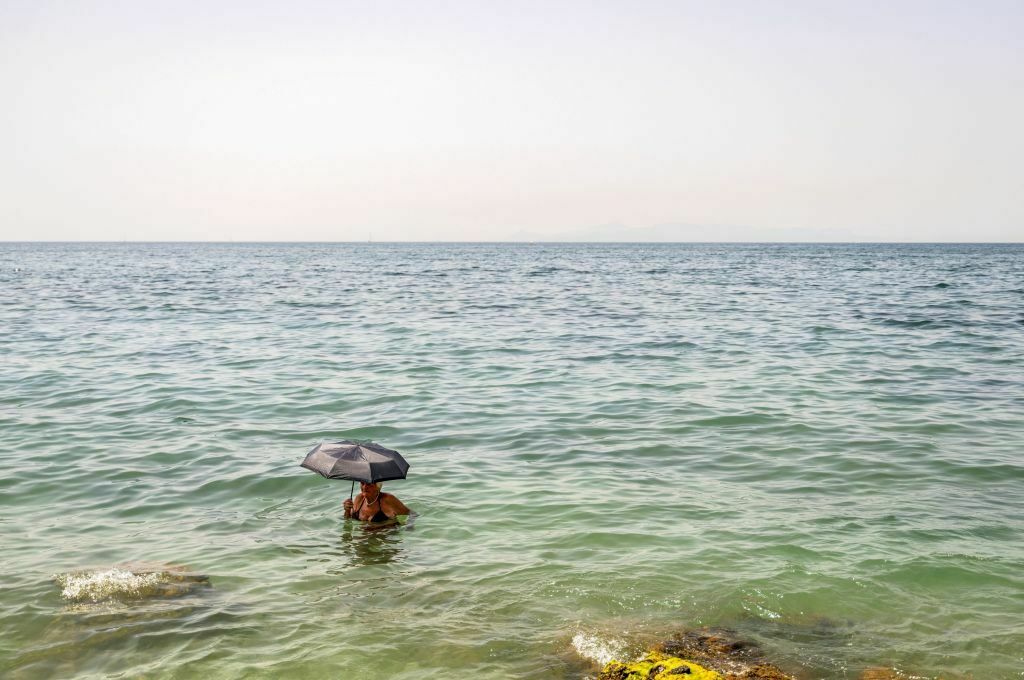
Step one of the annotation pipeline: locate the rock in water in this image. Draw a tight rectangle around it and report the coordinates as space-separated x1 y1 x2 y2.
598 628 796 680
858 669 900 680
53 561 209 603
660 627 764 667
599 652 724 680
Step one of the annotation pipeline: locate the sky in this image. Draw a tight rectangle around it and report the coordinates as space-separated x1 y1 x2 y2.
1 1 1021 242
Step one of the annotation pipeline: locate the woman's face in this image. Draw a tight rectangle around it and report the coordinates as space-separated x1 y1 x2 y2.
360 482 380 496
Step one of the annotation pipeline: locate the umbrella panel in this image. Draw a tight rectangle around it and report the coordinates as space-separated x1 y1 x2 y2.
299 441 410 483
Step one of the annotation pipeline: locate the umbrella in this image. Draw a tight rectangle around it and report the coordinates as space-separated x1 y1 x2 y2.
299 440 410 500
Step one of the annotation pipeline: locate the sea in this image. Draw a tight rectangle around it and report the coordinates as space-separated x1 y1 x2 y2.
1 242 1022 679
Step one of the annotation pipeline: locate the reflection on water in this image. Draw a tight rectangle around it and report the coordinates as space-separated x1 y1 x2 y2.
289 515 413 569
338 514 414 568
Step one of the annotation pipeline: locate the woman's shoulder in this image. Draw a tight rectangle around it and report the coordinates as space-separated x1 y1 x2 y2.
381 492 410 514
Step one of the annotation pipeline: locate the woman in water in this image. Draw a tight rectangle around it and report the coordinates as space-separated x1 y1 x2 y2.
343 481 411 522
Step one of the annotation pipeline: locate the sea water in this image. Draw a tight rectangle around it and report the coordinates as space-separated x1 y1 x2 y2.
1 242 1022 679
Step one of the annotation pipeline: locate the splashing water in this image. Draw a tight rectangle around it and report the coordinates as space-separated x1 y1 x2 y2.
53 563 209 603
571 632 631 667
55 569 164 602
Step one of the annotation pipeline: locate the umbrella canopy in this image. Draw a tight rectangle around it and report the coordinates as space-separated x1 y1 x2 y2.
299 440 409 484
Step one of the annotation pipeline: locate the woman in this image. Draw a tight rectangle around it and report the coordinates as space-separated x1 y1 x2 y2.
343 481 411 522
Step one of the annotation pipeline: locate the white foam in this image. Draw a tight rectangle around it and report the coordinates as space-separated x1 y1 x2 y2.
571 632 629 667
54 568 163 602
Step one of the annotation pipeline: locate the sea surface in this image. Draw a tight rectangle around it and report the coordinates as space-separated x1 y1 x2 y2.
1 242 1022 679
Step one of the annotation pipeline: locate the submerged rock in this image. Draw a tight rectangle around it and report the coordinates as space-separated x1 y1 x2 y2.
589 626 947 680
597 628 796 680
660 627 765 668
53 561 209 603
858 669 900 680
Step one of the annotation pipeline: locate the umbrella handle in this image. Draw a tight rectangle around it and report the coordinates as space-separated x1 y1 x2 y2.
350 480 355 503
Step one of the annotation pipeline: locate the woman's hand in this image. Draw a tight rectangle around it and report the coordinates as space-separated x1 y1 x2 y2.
342 498 354 517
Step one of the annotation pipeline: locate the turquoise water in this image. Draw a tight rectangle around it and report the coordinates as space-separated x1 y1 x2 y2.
1 242 1022 679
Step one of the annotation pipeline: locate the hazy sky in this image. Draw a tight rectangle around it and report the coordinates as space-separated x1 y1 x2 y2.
1 1 1021 242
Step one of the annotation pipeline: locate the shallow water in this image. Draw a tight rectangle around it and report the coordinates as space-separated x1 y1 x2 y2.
1 242 1022 679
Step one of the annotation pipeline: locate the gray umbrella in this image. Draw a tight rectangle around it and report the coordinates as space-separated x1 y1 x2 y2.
299 440 410 499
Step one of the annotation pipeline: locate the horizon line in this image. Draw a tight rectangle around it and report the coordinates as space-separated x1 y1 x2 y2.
2 240 1023 245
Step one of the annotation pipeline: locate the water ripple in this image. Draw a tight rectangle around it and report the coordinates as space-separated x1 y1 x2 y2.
1 243 1023 679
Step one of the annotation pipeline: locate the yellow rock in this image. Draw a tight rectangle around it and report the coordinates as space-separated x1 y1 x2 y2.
599 651 724 680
